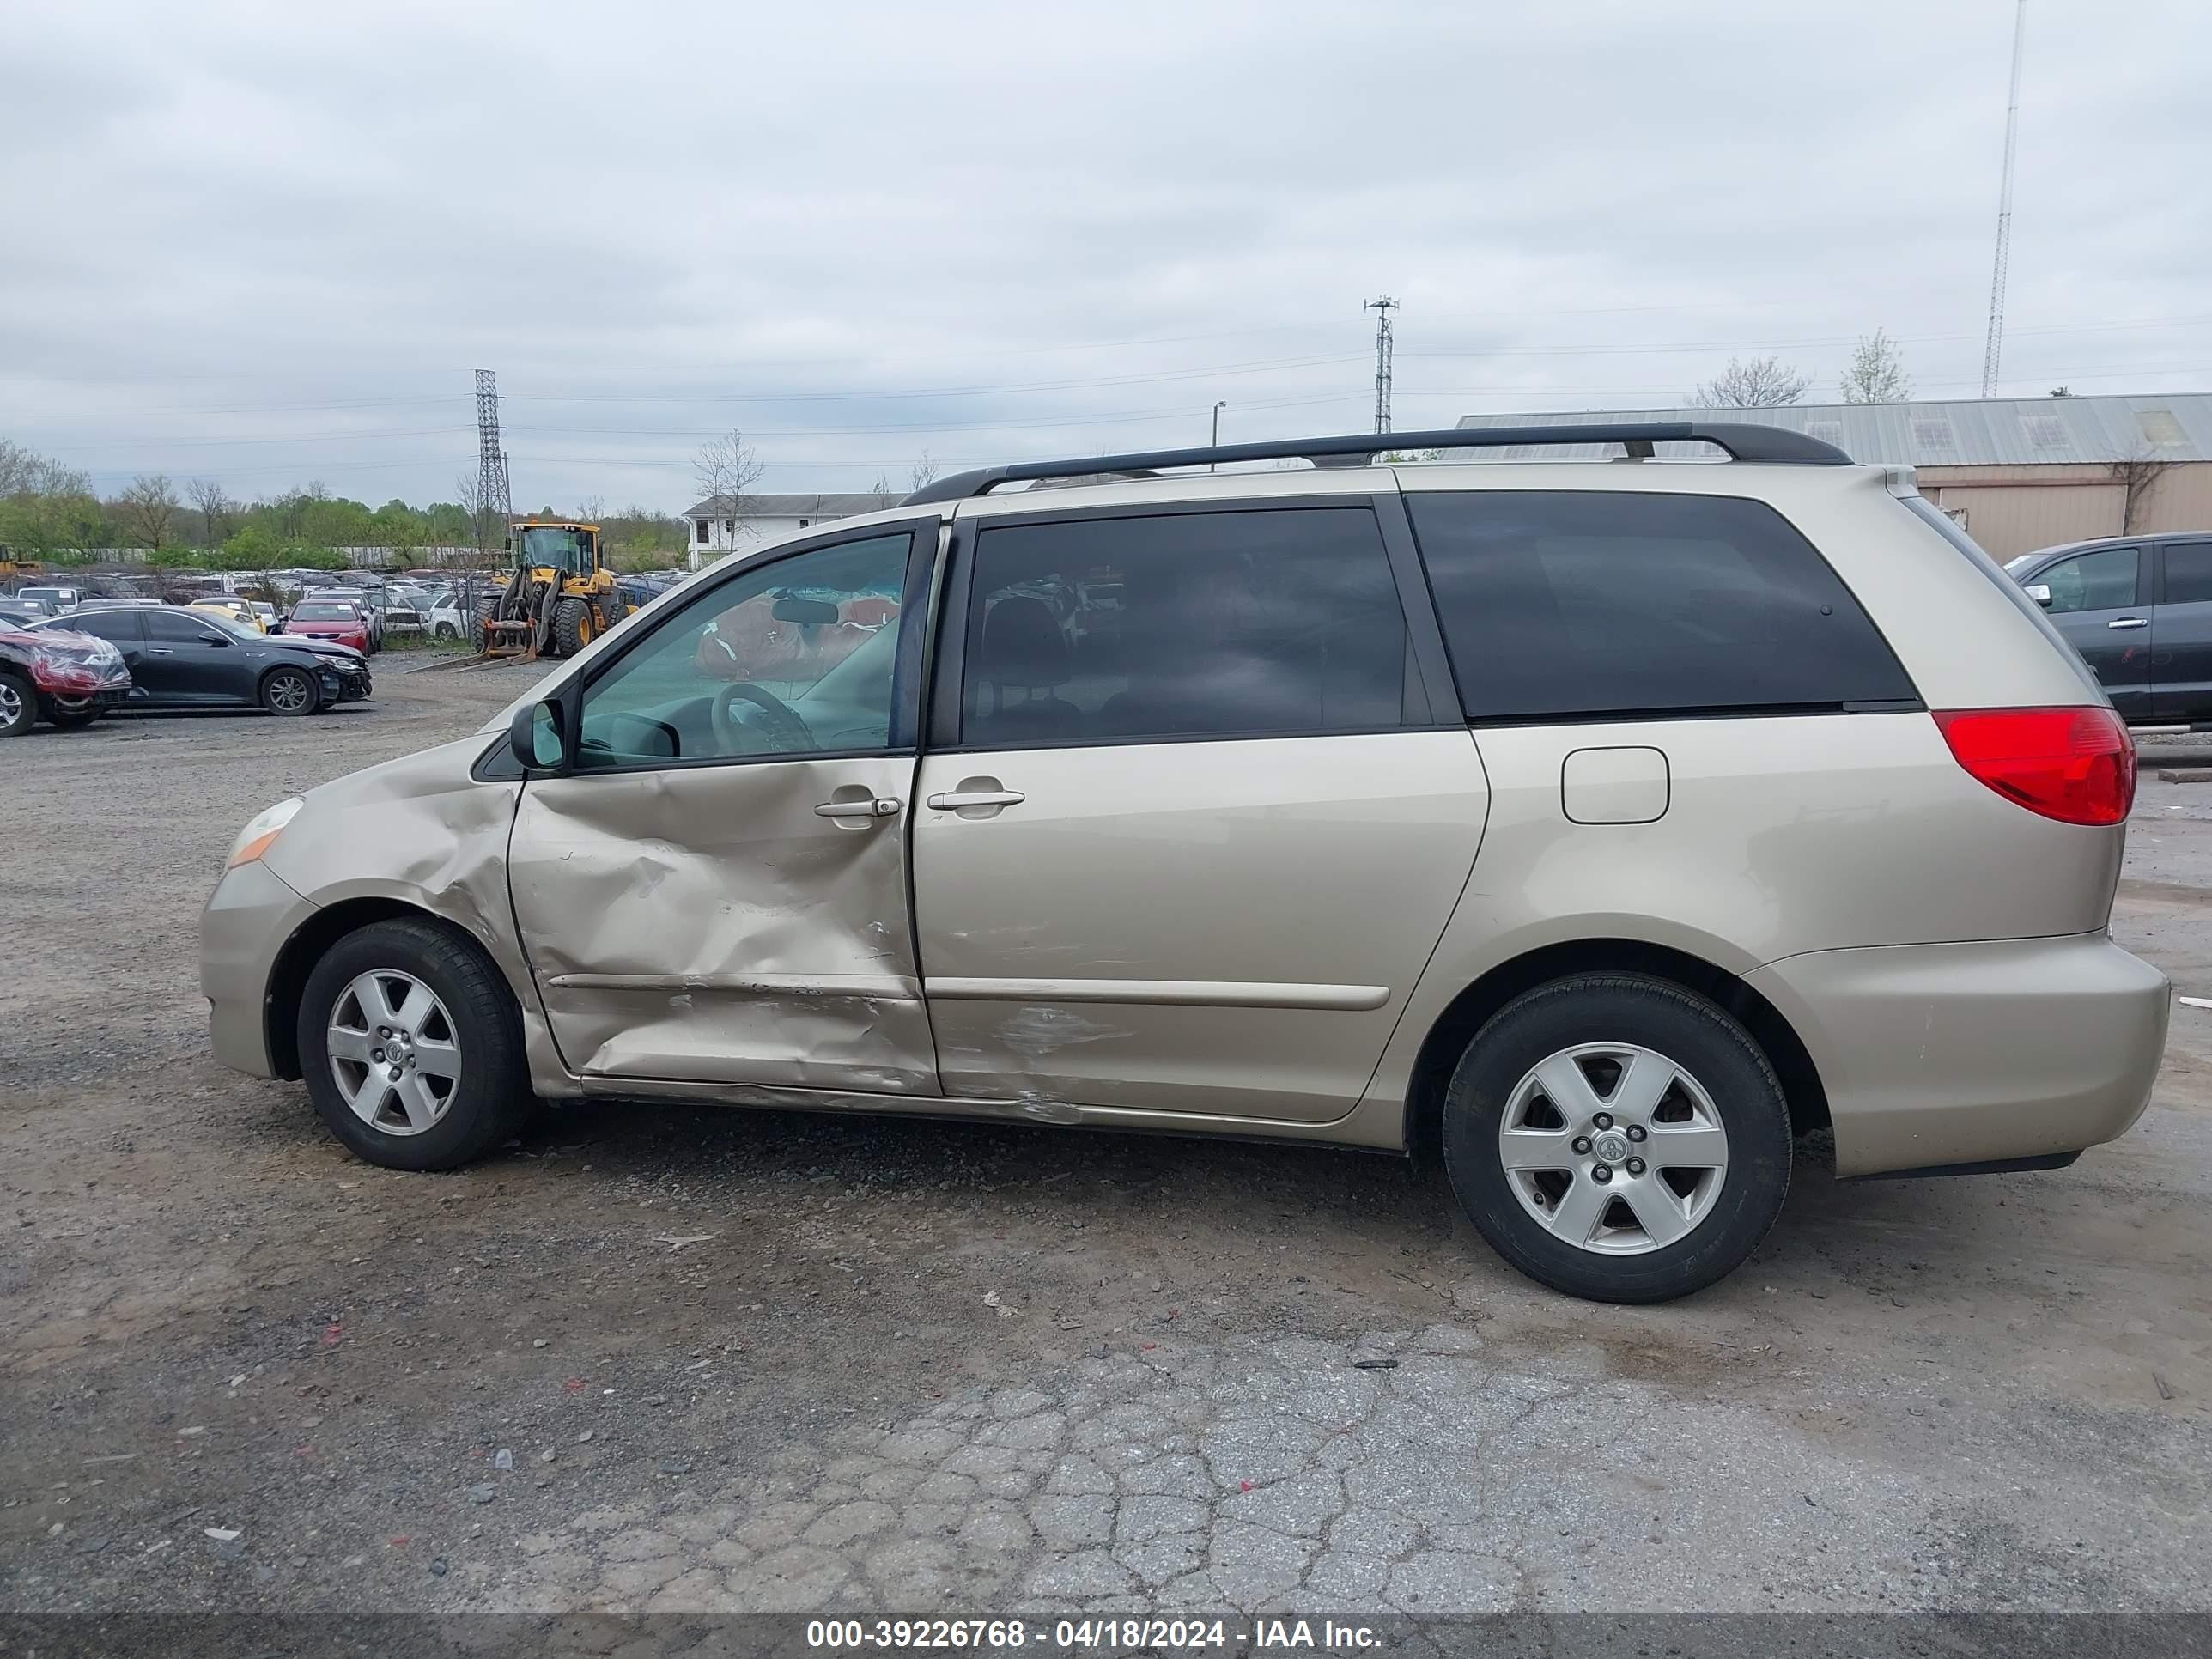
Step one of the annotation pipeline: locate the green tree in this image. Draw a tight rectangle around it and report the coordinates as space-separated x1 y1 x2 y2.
222 524 285 569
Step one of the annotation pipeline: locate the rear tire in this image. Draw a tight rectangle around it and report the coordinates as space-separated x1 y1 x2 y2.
0 672 33 738
297 918 529 1171
1440 973 1791 1304
259 665 318 716
551 597 594 657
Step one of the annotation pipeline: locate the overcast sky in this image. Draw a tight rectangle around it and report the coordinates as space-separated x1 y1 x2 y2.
3 0 2208 513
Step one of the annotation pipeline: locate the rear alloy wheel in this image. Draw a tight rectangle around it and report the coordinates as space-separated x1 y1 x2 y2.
259 665 318 715
0 672 33 738
1441 974 1791 1303
297 918 528 1170
550 597 595 656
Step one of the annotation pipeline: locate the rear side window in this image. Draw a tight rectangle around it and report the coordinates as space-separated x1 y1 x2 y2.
2161 542 2212 605
1406 491 1916 721
61 611 141 644
961 507 1425 746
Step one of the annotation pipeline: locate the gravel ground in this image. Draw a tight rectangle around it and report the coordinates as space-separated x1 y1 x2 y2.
1 672 2208 1621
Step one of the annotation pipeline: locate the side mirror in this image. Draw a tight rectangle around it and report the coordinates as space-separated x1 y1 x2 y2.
511 697 571 773
2025 583 2052 607
773 596 840 626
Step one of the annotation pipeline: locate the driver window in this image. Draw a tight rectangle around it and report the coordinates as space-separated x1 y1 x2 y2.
575 532 912 769
2038 546 2137 615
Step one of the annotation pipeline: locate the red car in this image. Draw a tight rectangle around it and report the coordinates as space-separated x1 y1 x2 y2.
281 598 371 652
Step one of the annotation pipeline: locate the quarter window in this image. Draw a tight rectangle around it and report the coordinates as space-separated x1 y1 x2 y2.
1406 491 1916 720
2037 547 2140 615
575 532 912 769
959 507 1424 747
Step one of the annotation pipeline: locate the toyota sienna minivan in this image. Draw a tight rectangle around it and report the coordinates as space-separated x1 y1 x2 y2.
200 424 2169 1301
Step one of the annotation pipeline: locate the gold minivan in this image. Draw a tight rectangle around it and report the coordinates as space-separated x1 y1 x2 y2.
201 425 2168 1300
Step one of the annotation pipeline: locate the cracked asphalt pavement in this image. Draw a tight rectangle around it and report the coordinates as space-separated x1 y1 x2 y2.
1 672 2208 1618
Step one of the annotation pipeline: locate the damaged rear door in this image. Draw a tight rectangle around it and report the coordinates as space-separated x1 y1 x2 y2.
507 522 942 1093
912 498 1486 1124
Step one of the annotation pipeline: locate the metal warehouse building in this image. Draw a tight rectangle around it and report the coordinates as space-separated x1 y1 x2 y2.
1454 392 2212 560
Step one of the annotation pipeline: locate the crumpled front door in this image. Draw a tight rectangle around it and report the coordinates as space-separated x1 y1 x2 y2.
509 755 934 1094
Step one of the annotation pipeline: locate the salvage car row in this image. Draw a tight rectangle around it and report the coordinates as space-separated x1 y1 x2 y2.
0 599 372 736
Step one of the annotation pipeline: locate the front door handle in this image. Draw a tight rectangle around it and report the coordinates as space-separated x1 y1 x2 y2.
2109 617 2148 629
148 647 175 655
813 797 902 819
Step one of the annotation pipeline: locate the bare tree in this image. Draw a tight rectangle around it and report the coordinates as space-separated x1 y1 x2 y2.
187 478 232 545
118 474 181 551
693 430 763 551
1689 356 1809 409
2112 448 2177 534
455 471 496 553
909 452 939 492
870 472 897 508
0 438 43 498
577 495 606 526
1838 329 1911 404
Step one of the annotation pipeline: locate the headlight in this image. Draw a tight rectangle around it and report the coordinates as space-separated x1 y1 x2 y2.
228 797 304 869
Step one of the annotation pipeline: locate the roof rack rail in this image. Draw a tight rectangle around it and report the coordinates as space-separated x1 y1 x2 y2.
902 422 1850 505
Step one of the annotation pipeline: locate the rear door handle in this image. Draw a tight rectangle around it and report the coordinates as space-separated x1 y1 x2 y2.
926 789 1025 811
814 797 902 819
2109 617 2148 629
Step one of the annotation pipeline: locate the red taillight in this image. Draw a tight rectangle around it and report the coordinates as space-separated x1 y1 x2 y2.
1933 707 2136 826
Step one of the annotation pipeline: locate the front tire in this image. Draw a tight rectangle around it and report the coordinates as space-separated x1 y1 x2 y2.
1441 974 1791 1304
297 918 529 1171
550 597 595 657
0 672 33 738
259 665 318 716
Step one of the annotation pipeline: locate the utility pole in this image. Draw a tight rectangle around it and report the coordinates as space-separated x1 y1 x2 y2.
1364 297 1398 434
1980 0 2027 398
1211 400 1226 471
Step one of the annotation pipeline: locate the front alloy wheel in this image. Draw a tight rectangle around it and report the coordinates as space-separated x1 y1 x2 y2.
0 673 32 738
298 918 529 1170
260 666 317 715
325 969 462 1134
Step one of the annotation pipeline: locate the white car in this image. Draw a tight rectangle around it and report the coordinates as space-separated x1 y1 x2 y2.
427 594 468 641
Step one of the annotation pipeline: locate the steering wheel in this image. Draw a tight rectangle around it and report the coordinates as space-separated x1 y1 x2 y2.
711 680 815 755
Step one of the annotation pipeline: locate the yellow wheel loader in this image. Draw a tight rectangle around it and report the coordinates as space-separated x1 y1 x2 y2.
476 520 632 662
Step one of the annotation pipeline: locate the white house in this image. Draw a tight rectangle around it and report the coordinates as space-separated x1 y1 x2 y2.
683 492 896 569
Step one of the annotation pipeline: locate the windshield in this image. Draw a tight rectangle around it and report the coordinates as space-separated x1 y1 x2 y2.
519 527 592 574
294 601 356 621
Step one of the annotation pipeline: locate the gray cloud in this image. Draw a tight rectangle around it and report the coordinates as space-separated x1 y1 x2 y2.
3 0 2207 509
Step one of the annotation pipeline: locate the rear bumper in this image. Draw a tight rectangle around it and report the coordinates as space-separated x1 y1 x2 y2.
1745 933 2168 1177
201 860 316 1078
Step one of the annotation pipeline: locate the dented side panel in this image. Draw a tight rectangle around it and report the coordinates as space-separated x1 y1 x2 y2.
912 730 1491 1122
507 756 937 1093
252 736 567 1083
